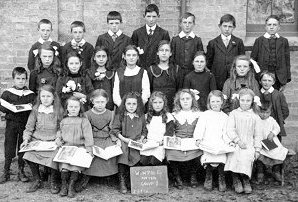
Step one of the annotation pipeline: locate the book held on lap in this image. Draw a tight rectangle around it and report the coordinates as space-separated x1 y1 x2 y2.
163 137 199 151
0 98 32 113
53 146 93 168
128 140 159 151
19 140 57 152
198 142 236 155
260 137 288 161
92 145 123 160
261 138 278 151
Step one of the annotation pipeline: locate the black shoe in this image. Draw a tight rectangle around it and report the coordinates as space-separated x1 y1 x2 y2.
190 174 198 188
175 175 183 190
26 180 42 193
18 171 29 182
75 174 90 193
0 172 10 184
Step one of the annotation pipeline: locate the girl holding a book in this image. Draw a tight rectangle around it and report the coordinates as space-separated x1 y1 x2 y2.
21 85 63 193
55 96 93 198
165 89 202 189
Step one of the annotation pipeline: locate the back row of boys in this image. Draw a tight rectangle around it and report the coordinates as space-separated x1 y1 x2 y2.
28 3 291 92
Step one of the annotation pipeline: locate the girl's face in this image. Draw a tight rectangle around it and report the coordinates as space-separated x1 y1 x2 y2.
68 56 82 74
193 55 206 72
259 110 271 120
239 94 253 111
209 95 223 112
124 49 138 67
92 96 107 113
152 97 164 112
157 44 171 62
40 49 54 68
236 59 250 77
180 92 193 111
67 100 81 116
40 90 54 107
94 50 108 67
261 74 275 90
125 98 138 114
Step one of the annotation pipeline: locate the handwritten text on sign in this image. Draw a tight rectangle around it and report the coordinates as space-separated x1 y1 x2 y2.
130 166 168 194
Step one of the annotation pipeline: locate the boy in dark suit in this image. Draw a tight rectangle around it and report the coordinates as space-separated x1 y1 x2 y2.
131 4 170 69
61 21 94 71
251 15 291 92
27 19 61 72
171 12 204 87
95 11 131 70
206 14 245 90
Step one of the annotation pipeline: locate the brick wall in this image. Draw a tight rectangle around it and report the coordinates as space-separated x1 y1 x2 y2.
0 0 297 149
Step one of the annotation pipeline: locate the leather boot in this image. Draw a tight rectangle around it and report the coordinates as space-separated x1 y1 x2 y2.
60 171 69 197
18 157 29 182
172 163 183 190
0 158 12 184
232 173 243 193
218 164 226 192
190 160 198 188
242 175 252 194
68 171 79 198
75 174 90 193
118 165 127 194
26 162 41 193
204 165 213 191
272 165 282 182
256 161 264 184
50 169 60 194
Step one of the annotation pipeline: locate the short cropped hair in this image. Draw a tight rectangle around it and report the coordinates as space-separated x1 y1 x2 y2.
12 67 28 79
107 11 122 23
70 21 85 32
219 14 236 27
145 4 159 16
38 19 52 29
180 12 195 24
259 70 276 82
265 15 280 24
90 89 109 103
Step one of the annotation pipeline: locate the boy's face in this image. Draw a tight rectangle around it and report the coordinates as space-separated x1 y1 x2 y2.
108 19 121 33
219 21 234 37
71 26 84 43
13 73 27 89
259 109 271 120
180 16 194 34
261 74 275 90
144 11 158 27
40 49 54 68
265 18 280 35
38 23 52 41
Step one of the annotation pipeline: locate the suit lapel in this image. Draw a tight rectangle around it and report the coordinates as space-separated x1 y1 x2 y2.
227 35 236 53
276 37 283 53
113 34 124 48
215 36 227 53
261 36 270 52
141 26 149 49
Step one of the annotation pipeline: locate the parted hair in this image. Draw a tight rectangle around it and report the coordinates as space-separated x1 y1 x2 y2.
173 89 199 112
147 91 169 124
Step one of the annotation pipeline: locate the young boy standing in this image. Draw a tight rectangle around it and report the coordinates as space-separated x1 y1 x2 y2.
171 12 204 86
131 4 170 69
61 21 94 71
27 19 61 72
95 11 131 70
206 14 245 91
251 15 291 92
0 67 35 183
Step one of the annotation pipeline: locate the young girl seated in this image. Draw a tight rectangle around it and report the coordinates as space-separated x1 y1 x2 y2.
224 88 262 194
194 90 228 192
21 85 63 193
165 89 202 189
55 96 93 198
255 101 287 184
29 42 62 94
147 41 179 111
78 89 120 191
184 51 216 111
87 46 115 111
222 55 260 113
140 91 174 165
110 92 147 194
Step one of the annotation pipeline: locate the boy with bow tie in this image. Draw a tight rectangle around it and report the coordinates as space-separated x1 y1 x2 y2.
61 21 94 72
251 15 291 92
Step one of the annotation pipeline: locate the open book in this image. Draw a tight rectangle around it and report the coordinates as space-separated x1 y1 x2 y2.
53 146 93 168
93 145 123 160
128 140 159 151
163 137 199 151
198 142 236 155
19 141 57 152
0 98 32 113
260 137 288 161
261 139 278 151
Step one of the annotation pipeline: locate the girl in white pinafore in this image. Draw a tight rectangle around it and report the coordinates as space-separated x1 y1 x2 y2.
140 91 174 165
224 88 262 194
193 90 228 192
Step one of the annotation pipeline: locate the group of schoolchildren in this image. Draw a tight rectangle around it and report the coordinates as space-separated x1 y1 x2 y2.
0 3 291 198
